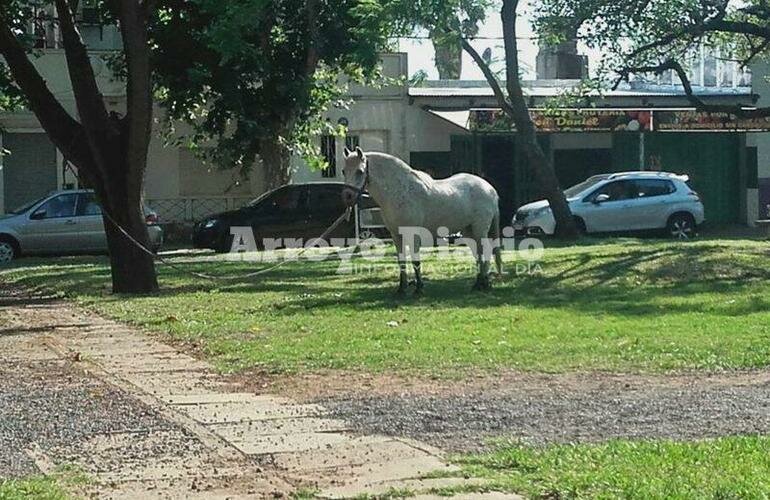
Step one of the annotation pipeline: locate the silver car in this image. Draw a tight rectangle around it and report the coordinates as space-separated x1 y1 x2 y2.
513 172 705 239
0 189 163 263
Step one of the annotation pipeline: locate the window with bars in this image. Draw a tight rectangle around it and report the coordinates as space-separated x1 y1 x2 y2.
345 135 360 150
321 135 336 178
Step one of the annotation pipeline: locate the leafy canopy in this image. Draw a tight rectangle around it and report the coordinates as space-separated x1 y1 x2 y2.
533 0 769 87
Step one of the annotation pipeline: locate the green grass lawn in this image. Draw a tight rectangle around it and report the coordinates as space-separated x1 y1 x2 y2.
454 436 770 499
2 238 769 375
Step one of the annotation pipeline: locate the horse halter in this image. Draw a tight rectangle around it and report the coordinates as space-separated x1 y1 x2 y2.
344 159 369 205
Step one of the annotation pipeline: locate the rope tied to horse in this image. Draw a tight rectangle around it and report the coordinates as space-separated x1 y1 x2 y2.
100 205 355 282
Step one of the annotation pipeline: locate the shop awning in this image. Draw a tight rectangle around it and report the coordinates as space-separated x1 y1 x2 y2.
426 110 471 130
426 107 770 133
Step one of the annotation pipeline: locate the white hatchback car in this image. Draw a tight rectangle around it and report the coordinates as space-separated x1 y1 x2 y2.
513 172 705 239
0 189 163 263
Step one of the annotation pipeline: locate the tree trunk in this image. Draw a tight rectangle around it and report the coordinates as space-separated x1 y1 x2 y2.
519 133 577 238
260 138 293 190
93 158 159 294
500 0 576 239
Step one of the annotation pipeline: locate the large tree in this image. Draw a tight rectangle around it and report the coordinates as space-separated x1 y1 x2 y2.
534 0 770 117
460 0 578 238
0 0 159 293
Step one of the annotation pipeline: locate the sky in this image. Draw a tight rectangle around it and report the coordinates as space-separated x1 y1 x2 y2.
395 3 602 81
396 3 543 81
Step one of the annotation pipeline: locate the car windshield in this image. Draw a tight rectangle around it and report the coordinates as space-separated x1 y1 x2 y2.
8 196 47 215
247 188 279 207
563 175 610 198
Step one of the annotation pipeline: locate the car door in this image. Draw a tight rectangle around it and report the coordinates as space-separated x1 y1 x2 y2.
252 185 310 248
626 179 676 230
581 180 637 232
19 193 81 253
75 192 107 251
307 185 353 243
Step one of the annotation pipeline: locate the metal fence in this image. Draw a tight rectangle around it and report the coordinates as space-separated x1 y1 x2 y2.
147 197 253 224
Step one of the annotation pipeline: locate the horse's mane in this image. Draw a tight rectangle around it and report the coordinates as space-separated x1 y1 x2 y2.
367 152 434 188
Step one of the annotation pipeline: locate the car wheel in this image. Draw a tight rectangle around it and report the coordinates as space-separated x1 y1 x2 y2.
573 216 587 236
0 238 18 264
667 213 696 240
215 233 234 253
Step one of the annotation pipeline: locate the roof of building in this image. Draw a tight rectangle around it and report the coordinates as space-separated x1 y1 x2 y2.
409 79 755 98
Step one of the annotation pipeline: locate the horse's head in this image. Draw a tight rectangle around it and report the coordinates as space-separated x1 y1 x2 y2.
341 146 367 207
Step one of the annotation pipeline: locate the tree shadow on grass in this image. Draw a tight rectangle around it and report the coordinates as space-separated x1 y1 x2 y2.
260 245 770 319
4 244 770 320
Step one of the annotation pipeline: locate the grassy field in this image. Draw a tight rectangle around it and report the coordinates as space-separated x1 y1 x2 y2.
454 436 770 499
2 238 770 375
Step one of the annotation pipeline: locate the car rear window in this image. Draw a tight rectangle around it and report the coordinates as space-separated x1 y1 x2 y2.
311 185 346 213
634 179 675 198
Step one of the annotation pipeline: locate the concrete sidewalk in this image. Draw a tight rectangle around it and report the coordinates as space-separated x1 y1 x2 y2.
0 293 520 499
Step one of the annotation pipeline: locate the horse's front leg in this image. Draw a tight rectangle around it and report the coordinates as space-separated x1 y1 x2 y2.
397 259 408 296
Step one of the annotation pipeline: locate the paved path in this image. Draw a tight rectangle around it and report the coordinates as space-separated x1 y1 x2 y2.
0 292 519 499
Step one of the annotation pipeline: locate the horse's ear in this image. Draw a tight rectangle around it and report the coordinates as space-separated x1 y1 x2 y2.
355 146 364 159
343 147 351 159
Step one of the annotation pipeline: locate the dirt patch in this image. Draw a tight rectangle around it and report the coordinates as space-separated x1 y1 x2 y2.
0 359 177 477
254 368 770 401
296 369 770 452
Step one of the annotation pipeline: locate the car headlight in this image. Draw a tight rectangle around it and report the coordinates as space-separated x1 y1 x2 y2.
530 207 550 218
203 219 219 229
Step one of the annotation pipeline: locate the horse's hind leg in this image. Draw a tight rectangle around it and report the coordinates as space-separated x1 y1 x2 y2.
412 238 424 296
469 225 492 291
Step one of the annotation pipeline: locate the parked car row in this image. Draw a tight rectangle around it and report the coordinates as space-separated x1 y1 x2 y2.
0 171 705 264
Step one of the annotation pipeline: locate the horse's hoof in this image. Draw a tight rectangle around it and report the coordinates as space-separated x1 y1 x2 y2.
414 287 424 297
395 287 407 298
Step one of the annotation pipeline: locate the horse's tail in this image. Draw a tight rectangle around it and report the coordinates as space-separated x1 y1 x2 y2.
490 210 503 276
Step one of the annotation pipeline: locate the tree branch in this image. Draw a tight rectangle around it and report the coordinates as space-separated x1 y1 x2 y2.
501 0 539 135
0 12 92 168
619 59 770 118
54 0 112 132
116 0 153 183
305 0 320 74
460 37 514 116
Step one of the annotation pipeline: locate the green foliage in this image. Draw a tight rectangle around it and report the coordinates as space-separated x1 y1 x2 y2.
149 0 405 176
4 239 770 375
457 436 770 499
533 0 769 86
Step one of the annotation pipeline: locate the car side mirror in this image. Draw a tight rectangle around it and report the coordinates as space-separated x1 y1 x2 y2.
30 209 46 220
593 193 610 205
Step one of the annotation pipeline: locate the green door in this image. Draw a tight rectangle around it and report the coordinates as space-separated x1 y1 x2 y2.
645 133 740 224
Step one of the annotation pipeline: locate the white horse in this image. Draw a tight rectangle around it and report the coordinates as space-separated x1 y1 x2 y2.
342 147 502 294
